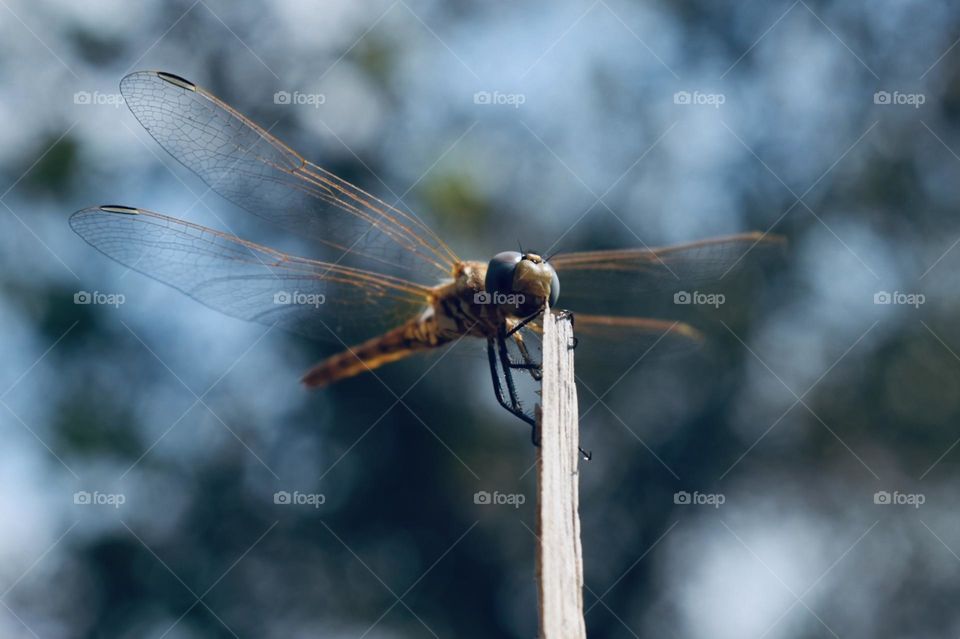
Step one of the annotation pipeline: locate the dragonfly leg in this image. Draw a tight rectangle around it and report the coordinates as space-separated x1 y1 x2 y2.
508 306 578 351
499 318 542 376
506 305 545 338
486 338 511 410
497 327 523 410
488 337 540 446
511 332 543 381
488 332 590 460
496 328 539 446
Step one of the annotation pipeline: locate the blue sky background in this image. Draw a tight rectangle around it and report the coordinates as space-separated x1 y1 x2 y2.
2 0 960 637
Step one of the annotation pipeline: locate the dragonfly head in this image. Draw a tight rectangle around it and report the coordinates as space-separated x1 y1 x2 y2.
484 251 560 313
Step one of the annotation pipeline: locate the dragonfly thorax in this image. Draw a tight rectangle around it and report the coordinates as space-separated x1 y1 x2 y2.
484 251 559 316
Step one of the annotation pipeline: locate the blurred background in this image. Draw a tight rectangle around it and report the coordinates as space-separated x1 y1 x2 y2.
2 0 960 636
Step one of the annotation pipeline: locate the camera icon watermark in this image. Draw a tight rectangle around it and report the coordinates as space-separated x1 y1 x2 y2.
74 290 125 308
673 490 725 508
73 490 126 508
673 290 725 308
73 90 124 108
274 90 326 108
274 490 325 508
873 490 924 508
673 90 725 108
474 490 525 508
473 90 525 109
873 290 924 308
873 90 925 108
473 291 526 307
273 290 325 307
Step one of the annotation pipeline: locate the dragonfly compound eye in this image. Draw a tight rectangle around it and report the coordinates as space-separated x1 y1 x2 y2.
484 251 560 307
485 251 523 296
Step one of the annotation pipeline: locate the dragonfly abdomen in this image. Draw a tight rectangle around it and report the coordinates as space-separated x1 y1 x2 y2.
301 315 444 388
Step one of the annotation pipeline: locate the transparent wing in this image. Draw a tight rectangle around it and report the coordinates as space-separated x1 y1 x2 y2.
518 313 704 392
119 71 459 282
70 206 432 345
551 232 785 317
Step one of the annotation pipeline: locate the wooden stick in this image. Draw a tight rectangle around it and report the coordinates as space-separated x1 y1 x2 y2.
536 309 586 639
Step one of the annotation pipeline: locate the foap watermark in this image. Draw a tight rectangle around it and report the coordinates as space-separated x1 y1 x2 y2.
74 490 126 508
274 290 325 307
673 90 725 108
274 490 326 508
874 490 924 508
474 490 526 508
73 90 124 108
674 290 725 308
873 90 925 108
75 290 125 308
473 90 525 108
474 291 526 307
274 90 326 108
674 490 725 508
874 290 924 308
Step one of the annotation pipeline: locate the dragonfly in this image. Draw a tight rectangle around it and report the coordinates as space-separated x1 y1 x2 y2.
71 71 783 453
